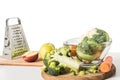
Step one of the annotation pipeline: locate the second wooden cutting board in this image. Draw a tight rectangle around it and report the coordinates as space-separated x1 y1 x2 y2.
0 56 43 67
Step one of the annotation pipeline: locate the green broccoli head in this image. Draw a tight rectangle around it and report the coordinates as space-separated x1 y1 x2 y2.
87 28 110 43
43 50 56 68
43 50 62 76
77 37 103 54
47 61 60 76
57 46 71 56
77 37 103 61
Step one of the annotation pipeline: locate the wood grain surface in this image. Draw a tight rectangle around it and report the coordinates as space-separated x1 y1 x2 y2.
41 64 116 80
0 56 43 67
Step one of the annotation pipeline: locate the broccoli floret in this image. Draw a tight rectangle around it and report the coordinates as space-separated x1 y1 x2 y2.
43 53 50 67
48 62 71 76
87 40 103 51
57 46 71 56
77 37 103 55
43 50 56 68
47 61 60 76
87 28 110 43
43 50 61 76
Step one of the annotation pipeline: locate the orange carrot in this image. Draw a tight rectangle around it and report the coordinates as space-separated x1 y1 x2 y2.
70 45 77 56
100 56 113 73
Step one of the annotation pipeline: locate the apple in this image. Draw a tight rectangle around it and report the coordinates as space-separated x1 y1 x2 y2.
22 51 38 62
39 43 55 60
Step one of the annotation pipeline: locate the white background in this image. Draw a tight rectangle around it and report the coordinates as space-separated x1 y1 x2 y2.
0 0 120 80
0 0 120 54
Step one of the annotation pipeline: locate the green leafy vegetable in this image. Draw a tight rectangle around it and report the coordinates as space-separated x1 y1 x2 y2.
77 28 110 62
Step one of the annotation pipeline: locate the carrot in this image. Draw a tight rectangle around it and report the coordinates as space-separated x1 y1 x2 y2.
100 56 113 73
70 45 77 56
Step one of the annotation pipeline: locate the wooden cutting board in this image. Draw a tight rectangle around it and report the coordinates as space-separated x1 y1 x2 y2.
0 56 43 67
41 64 116 80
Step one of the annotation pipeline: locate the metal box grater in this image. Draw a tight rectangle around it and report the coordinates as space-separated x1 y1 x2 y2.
3 17 29 59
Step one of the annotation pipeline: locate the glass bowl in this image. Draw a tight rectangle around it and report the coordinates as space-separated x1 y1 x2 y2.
63 37 112 66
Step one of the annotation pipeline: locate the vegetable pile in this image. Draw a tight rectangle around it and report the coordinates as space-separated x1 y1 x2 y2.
43 46 80 76
42 46 99 76
42 28 112 76
77 28 110 62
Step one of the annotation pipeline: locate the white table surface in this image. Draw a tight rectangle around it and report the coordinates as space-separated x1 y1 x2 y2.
0 52 119 80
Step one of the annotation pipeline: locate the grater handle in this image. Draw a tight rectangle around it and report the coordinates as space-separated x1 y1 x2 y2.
6 17 21 26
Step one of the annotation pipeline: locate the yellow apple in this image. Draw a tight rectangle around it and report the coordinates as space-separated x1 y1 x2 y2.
39 43 55 60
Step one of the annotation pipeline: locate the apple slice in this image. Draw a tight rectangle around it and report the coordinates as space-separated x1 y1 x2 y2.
22 51 38 62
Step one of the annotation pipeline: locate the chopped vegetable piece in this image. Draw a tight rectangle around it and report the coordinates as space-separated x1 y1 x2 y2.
79 71 86 75
100 56 112 72
70 45 77 56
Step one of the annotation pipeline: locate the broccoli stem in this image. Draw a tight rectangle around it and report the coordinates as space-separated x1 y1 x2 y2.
51 54 80 74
